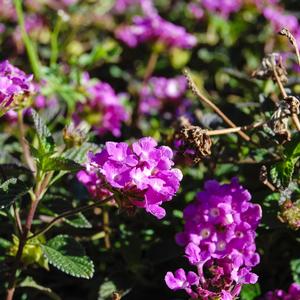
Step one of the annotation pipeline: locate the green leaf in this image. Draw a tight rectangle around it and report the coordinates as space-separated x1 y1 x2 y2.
270 159 295 189
269 134 300 189
42 157 83 172
240 283 261 300
42 235 94 279
0 164 33 208
20 276 61 300
291 259 300 284
284 133 300 159
31 109 55 155
65 213 92 229
63 143 99 164
0 164 33 182
98 280 117 300
0 178 30 209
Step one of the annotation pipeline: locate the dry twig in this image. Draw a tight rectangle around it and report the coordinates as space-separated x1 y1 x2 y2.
183 69 251 142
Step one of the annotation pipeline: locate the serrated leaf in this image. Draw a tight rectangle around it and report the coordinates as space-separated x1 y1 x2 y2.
63 143 100 164
270 159 295 189
42 235 94 279
284 132 300 159
20 276 61 300
240 283 261 300
42 157 83 172
0 164 33 182
0 178 30 209
31 109 55 155
0 164 33 209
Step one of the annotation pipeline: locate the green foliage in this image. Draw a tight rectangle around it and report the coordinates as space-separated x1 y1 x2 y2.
31 109 55 156
240 284 261 300
42 235 94 279
42 157 83 172
98 280 117 300
291 259 300 284
78 40 122 68
0 164 33 209
270 134 300 189
9 235 48 268
65 213 92 229
63 143 99 164
270 159 295 190
19 277 61 300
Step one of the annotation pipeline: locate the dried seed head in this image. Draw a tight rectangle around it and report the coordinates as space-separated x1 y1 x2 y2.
279 28 300 66
252 53 288 83
174 116 212 163
267 100 291 144
285 95 300 114
63 121 90 148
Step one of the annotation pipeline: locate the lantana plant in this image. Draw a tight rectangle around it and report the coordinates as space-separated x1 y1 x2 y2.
1 0 300 300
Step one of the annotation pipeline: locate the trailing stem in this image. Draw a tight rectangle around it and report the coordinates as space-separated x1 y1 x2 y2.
272 65 300 131
27 195 114 241
5 173 51 300
183 69 251 142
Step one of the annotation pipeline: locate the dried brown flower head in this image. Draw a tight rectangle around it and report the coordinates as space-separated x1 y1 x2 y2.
267 100 291 144
252 53 288 83
174 116 212 163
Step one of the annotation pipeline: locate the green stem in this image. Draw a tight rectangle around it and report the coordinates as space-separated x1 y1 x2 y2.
14 0 41 80
5 178 44 300
17 110 36 173
50 17 63 67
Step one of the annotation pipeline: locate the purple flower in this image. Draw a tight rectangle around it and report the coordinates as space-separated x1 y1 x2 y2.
165 268 199 295
263 283 300 300
202 0 242 18
73 73 128 137
113 0 156 16
139 76 188 114
188 3 204 20
115 15 197 49
166 178 262 299
0 0 17 20
263 7 299 33
0 23 5 34
0 60 34 109
77 137 182 219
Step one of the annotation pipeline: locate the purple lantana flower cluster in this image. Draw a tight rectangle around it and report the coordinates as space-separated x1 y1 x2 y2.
165 178 262 299
115 14 197 49
0 60 34 109
139 76 187 114
77 137 182 219
73 73 128 137
113 0 156 16
263 283 300 300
